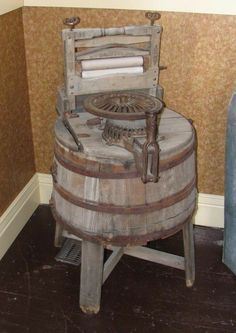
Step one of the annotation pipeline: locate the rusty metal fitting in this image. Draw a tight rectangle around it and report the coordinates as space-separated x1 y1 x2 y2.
63 16 80 30
142 109 160 183
145 11 161 26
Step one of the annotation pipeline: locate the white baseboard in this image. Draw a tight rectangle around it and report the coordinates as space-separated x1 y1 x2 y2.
37 173 53 204
37 173 224 229
193 193 224 228
0 174 40 260
0 172 224 260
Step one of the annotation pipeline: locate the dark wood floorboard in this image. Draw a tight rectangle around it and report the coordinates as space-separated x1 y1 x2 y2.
0 205 235 333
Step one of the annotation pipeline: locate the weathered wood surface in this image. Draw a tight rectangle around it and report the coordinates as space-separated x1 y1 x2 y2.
52 189 195 246
54 150 195 206
54 222 64 247
56 87 69 116
80 240 104 314
103 247 124 283
76 47 149 61
64 33 76 110
67 71 157 96
183 221 195 287
62 25 161 41
80 238 189 313
62 24 162 110
51 108 196 246
54 108 193 159
78 222 193 313
123 246 185 270
75 35 150 48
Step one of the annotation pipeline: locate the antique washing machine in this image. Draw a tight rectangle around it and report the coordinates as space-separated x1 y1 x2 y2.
50 13 196 314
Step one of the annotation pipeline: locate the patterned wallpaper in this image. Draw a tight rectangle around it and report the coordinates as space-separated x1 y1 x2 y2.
22 7 236 195
0 8 35 215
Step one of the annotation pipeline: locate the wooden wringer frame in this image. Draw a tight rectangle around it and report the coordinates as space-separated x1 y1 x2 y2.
51 12 196 314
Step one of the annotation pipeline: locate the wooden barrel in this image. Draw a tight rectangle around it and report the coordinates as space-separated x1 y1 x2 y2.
51 108 196 246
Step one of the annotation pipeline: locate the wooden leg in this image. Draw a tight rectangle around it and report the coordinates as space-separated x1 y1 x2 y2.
80 240 104 314
183 221 195 287
54 223 64 248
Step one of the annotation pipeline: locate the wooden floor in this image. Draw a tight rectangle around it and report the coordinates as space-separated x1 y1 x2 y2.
0 205 235 333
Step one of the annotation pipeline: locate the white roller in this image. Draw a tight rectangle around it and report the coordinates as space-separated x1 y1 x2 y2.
82 66 143 78
81 56 143 71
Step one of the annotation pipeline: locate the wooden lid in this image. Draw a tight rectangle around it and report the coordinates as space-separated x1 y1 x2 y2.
55 108 194 161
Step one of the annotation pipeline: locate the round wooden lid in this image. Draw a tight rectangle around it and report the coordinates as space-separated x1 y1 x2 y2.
55 108 194 162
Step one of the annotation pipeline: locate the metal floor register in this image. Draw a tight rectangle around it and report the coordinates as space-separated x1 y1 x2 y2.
55 238 81 266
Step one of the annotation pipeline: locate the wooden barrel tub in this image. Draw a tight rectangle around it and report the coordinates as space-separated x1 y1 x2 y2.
50 108 196 247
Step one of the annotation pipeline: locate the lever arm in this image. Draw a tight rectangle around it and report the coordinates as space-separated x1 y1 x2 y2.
142 110 160 183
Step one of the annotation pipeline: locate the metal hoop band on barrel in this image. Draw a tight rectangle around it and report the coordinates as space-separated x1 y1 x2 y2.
54 138 195 179
53 178 196 215
50 198 194 246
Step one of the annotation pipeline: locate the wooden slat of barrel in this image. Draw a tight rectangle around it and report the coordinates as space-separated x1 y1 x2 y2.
54 150 194 206
51 189 195 245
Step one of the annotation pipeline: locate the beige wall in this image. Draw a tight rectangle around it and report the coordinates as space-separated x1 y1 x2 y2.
0 8 35 215
23 0 236 15
2 0 236 15
0 0 23 15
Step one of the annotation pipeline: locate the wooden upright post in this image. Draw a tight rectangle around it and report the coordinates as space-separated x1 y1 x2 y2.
79 240 104 314
183 221 195 287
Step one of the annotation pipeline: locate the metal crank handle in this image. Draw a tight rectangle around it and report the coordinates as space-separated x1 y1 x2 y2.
63 16 80 30
63 113 83 151
145 11 161 26
141 111 160 183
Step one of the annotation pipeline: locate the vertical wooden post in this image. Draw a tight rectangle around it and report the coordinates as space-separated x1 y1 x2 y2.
54 223 64 248
149 26 161 97
63 30 76 111
183 221 195 287
80 240 104 314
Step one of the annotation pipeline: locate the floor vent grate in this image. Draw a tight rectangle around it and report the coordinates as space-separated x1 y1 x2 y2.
55 238 81 266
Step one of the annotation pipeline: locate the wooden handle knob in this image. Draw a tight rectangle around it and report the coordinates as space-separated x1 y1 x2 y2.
145 11 161 26
159 65 167 71
63 16 80 30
